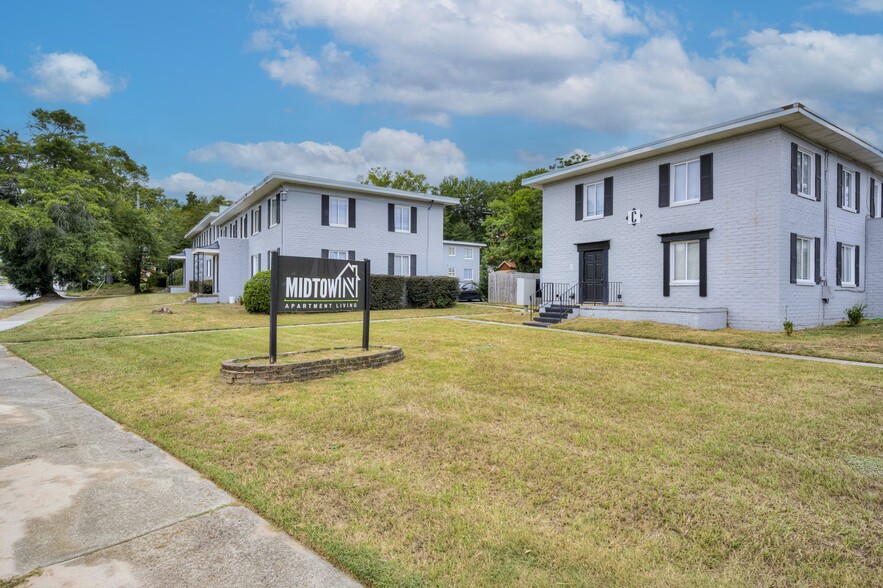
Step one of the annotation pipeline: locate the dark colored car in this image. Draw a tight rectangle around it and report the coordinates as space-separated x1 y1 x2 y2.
458 281 483 302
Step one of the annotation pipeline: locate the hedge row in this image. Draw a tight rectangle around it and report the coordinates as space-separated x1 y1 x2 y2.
189 280 213 294
241 272 459 313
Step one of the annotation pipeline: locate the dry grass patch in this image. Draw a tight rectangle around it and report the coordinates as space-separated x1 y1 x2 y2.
0 295 501 343
8 319 882 587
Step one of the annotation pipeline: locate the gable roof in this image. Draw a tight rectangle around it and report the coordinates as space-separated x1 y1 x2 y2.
522 103 883 188
212 172 459 225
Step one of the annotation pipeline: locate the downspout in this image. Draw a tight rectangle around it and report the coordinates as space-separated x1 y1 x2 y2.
822 150 829 326
426 200 434 275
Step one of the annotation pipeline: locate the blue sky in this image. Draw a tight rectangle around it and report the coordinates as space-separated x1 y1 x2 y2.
2 1 883 200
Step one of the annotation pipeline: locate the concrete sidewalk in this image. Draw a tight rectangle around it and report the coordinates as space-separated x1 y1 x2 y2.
0 345 360 587
0 299 70 332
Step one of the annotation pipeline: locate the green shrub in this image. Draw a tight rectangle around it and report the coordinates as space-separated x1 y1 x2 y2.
845 303 868 327
189 280 213 294
406 276 459 308
154 272 168 288
371 275 406 310
169 268 183 286
243 271 271 313
783 321 794 336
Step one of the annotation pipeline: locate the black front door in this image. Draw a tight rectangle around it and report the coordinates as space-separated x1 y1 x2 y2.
581 249 606 304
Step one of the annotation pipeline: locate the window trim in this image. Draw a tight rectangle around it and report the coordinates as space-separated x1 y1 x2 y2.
841 244 856 287
841 168 856 212
251 208 260 235
328 250 348 260
393 204 411 233
583 180 605 220
670 239 700 285
448 246 456 257
874 181 882 218
463 248 474 260
796 148 814 200
795 236 814 285
463 268 474 281
250 254 261 277
329 196 349 228
447 267 456 277
671 158 701 206
268 197 278 228
394 254 410 276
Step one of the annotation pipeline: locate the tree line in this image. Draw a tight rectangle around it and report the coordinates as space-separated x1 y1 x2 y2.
0 108 589 296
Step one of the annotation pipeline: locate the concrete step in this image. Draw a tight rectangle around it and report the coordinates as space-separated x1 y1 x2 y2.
522 321 549 328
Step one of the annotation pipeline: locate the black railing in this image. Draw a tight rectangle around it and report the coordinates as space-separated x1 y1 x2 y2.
529 281 623 319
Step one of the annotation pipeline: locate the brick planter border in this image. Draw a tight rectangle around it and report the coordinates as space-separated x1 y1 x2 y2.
221 345 404 385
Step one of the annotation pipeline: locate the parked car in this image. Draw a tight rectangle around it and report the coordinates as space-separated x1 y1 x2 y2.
458 281 483 302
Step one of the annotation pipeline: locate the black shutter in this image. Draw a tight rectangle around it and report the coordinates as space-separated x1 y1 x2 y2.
815 154 822 201
257 204 262 232
267 199 272 226
836 164 843 208
411 206 417 233
662 241 670 297
275 193 281 224
348 250 355 260
814 237 821 284
855 172 861 214
659 164 670 208
699 239 708 297
575 184 583 220
388 203 395 232
348 198 356 228
388 253 395 275
700 153 713 201
790 142 798 195
321 249 329 258
871 179 877 218
789 233 797 284
855 245 860 287
603 177 613 217
321 194 330 226
836 242 842 286
410 254 417 276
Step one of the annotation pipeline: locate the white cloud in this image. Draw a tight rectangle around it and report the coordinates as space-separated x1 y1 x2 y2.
151 173 251 199
0 65 13 82
257 0 883 140
844 0 883 13
28 52 120 103
187 128 467 184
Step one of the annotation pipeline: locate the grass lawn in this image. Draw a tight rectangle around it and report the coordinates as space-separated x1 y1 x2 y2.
0 294 497 342
463 310 883 365
5 313 882 586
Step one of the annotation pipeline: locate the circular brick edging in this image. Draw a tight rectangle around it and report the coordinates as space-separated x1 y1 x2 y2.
221 345 404 385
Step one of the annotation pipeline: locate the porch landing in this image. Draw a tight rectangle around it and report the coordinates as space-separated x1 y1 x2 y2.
578 305 728 330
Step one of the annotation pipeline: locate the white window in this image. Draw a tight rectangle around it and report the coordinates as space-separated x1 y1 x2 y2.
796 237 813 284
671 240 700 284
842 169 855 211
252 208 260 235
268 197 277 227
841 245 856 286
250 254 261 277
672 159 701 204
448 267 456 277
328 250 348 260
448 246 456 257
394 254 410 276
205 258 213 278
797 149 813 198
463 268 474 281
583 181 604 219
874 181 882 218
329 197 348 227
394 205 411 232
464 248 474 260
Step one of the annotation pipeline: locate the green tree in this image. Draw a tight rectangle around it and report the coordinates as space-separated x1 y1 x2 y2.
359 167 435 193
0 109 180 295
438 176 493 243
483 186 544 273
549 151 591 169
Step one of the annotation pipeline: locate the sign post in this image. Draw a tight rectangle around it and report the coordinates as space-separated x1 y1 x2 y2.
268 255 369 361
269 251 280 364
362 258 371 350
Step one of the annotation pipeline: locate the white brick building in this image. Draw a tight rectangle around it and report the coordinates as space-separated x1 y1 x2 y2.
525 104 883 331
173 173 457 302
